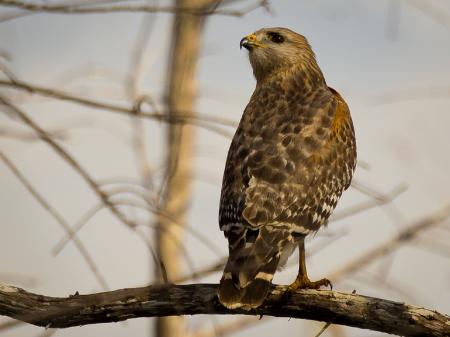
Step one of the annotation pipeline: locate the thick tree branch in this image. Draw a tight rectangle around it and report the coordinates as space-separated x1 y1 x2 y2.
0 283 448 336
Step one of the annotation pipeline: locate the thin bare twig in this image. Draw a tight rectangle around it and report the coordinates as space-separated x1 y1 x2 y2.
130 96 156 194
371 86 450 106
175 258 226 283
0 0 268 17
0 126 69 141
415 232 450 260
331 183 407 221
125 10 157 101
126 8 159 199
101 185 154 204
0 78 237 136
51 188 222 259
0 0 135 22
52 202 105 255
0 59 19 83
406 0 450 27
0 151 109 290
314 322 331 337
329 202 450 281
351 272 418 304
0 96 137 230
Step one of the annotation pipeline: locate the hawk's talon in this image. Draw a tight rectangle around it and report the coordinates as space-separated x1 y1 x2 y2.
288 276 332 292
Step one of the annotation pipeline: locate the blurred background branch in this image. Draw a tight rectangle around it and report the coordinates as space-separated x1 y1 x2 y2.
0 0 269 16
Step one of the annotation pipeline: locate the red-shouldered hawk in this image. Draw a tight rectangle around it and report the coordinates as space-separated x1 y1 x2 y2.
217 27 357 310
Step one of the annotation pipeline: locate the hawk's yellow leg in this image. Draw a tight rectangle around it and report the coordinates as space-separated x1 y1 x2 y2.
288 237 332 291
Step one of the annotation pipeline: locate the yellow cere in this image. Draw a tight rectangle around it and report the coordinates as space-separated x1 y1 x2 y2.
246 34 266 48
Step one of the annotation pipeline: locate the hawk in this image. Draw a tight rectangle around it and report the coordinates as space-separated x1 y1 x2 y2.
217 27 357 309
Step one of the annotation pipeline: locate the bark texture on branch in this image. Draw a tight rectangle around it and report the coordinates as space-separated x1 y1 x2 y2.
0 283 448 336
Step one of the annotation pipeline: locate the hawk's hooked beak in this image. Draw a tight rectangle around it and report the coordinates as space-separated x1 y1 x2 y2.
240 34 259 50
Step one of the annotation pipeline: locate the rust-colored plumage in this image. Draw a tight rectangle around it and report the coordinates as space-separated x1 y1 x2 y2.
218 27 356 309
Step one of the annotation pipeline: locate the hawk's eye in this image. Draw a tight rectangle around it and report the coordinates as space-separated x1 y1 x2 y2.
267 32 284 44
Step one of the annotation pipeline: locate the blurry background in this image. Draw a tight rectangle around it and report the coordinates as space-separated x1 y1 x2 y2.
1 0 449 336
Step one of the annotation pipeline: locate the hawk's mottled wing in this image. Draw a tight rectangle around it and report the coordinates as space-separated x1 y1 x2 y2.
220 86 355 232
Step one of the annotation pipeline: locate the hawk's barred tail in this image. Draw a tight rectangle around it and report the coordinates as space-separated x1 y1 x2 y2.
218 254 279 309
217 227 283 310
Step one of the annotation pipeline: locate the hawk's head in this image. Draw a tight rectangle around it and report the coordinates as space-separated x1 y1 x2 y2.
240 27 320 82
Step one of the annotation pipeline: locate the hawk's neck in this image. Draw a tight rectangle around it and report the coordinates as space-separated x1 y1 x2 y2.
256 63 327 97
